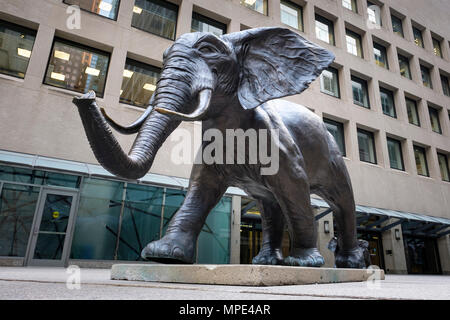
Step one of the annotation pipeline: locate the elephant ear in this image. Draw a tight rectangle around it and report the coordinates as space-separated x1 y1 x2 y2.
222 27 335 110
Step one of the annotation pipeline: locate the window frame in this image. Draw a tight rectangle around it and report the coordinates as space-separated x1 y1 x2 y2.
398 54 412 80
441 74 450 97
405 97 421 127
412 26 424 48
391 15 404 38
346 29 364 58
323 118 346 157
315 14 335 46
432 38 443 58
191 12 227 36
63 0 121 21
351 75 370 108
428 106 442 134
342 0 357 13
280 0 304 31
357 128 377 164
367 1 382 26
320 66 340 98
387 137 405 171
380 87 396 118
43 37 111 98
373 42 389 69
240 0 268 16
437 152 450 182
420 64 433 89
413 145 429 177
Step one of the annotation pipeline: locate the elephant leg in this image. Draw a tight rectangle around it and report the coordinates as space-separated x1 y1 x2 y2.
270 170 324 268
141 164 227 263
252 200 285 265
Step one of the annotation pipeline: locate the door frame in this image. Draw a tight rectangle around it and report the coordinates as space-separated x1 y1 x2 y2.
25 186 79 267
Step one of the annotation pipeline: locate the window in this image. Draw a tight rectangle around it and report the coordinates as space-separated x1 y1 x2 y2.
391 15 404 37
315 15 335 45
280 1 303 31
413 26 424 48
367 2 381 26
387 138 404 171
358 129 377 164
398 54 411 80
406 98 420 126
0 20 36 79
373 42 388 69
380 88 396 118
120 59 161 108
132 0 178 40
63 0 120 20
352 76 370 108
420 65 433 89
437 153 450 182
428 106 442 134
320 67 340 98
44 39 110 97
346 29 363 58
191 13 227 36
324 118 346 156
441 74 450 97
240 0 268 15
414 145 429 177
342 0 357 13
432 38 443 58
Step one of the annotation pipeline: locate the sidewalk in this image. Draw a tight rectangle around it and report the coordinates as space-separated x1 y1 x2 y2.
0 266 449 300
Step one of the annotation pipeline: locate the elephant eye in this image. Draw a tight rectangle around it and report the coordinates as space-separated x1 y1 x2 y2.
198 45 219 55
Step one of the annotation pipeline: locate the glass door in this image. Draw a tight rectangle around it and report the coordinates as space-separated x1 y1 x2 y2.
26 188 78 267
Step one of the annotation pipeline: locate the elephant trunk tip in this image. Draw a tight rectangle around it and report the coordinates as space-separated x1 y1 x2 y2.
72 90 97 107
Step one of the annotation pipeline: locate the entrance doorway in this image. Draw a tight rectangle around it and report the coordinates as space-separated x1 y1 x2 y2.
357 231 385 270
25 188 78 267
404 236 441 274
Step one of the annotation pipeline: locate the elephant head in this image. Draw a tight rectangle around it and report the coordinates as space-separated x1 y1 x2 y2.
72 27 334 180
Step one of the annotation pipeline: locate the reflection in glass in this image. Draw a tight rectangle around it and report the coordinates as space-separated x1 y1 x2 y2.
63 0 120 20
387 138 404 171
191 13 227 36
342 0 357 13
132 0 178 40
0 165 80 188
320 67 340 98
358 129 376 164
406 98 420 126
413 27 424 48
391 15 404 37
421 65 433 89
240 0 268 15
44 39 110 97
0 20 36 78
428 107 441 134
433 38 442 58
120 59 160 108
315 15 335 45
346 29 363 58
437 153 450 182
414 146 429 177
324 118 346 156
380 88 396 118
398 54 411 79
280 1 303 31
373 43 388 69
0 184 40 257
441 74 450 97
352 76 369 108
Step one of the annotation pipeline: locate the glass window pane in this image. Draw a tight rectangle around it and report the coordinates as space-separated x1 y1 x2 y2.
320 67 340 98
392 16 404 37
315 15 335 45
387 138 404 171
373 43 388 69
280 1 303 31
70 178 124 260
346 30 363 58
44 39 110 97
414 146 429 176
63 0 120 20
358 129 376 164
0 20 36 78
421 65 433 89
342 0 357 13
132 0 179 40
367 2 381 26
197 197 231 264
433 38 442 58
437 153 450 182
0 184 40 257
352 76 370 108
441 75 450 96
324 118 346 156
240 0 268 15
191 13 227 36
380 88 396 118
406 98 420 126
117 184 164 261
161 188 186 236
398 55 411 79
428 107 442 134
120 59 160 108
413 27 424 48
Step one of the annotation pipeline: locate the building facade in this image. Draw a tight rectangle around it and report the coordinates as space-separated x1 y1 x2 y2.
0 0 449 274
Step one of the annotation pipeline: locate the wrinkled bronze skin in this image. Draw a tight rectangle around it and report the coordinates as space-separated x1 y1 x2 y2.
72 27 367 268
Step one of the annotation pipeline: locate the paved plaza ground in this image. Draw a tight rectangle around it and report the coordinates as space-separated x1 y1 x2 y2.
0 266 449 300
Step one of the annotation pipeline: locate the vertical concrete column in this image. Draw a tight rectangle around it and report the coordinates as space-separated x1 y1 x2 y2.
417 98 431 131
176 0 194 38
402 16 414 43
116 0 134 28
440 38 450 61
230 196 242 264
315 208 335 268
374 129 386 168
388 45 400 74
102 47 128 107
302 0 315 37
422 28 433 53
268 0 281 25
394 88 407 124
427 147 440 180
409 55 422 86
23 24 55 91
381 219 408 274
334 13 346 50
348 120 360 161
437 235 450 275
228 18 241 33
403 139 416 175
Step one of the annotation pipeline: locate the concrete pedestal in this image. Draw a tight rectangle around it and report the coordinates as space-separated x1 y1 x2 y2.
110 264 385 286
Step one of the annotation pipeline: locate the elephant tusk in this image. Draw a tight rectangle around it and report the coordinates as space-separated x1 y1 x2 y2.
155 89 212 121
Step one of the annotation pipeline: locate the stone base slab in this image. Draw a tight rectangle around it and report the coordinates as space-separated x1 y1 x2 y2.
110 264 385 286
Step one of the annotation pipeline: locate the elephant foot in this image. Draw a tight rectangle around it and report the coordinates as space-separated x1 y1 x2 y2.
252 247 284 265
335 246 366 269
141 235 195 264
283 248 324 267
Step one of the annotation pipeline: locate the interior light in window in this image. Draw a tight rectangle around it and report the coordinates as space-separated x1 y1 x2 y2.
54 50 70 61
123 69 134 78
85 67 100 76
99 1 113 12
133 6 143 14
143 83 156 91
17 48 32 58
245 0 257 5
50 72 66 81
